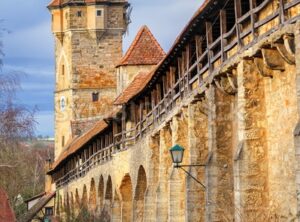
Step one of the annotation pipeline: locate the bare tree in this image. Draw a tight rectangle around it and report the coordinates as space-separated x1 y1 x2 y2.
0 22 53 219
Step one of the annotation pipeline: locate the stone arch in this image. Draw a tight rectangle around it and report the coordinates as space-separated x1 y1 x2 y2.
134 166 147 221
75 188 80 210
56 193 61 216
98 175 104 211
120 174 133 222
65 192 70 218
70 192 74 218
101 175 113 220
105 176 113 201
89 178 97 212
82 184 88 209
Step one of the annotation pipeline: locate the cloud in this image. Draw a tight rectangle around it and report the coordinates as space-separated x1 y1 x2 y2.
2 20 53 59
123 0 204 52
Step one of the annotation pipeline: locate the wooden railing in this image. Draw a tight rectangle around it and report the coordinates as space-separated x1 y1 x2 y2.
55 0 300 188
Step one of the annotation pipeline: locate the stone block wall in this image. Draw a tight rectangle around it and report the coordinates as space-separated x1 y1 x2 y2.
51 2 126 157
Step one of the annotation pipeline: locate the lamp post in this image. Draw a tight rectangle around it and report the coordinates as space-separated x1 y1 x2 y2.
169 144 206 189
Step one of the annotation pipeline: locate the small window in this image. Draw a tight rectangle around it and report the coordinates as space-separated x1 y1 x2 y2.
60 97 66 111
92 92 99 102
45 207 53 216
96 10 102 17
77 11 82 17
62 136 65 147
61 65 65 75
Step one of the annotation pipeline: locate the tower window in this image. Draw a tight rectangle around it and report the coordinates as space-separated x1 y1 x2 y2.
45 207 54 216
92 92 99 102
60 96 66 111
62 136 65 147
77 11 82 17
96 10 102 17
61 65 65 75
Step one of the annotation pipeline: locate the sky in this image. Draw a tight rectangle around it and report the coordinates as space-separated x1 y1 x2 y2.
0 0 203 137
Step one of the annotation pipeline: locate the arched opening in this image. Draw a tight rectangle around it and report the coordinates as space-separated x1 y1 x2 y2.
82 184 88 209
75 188 80 210
98 175 104 211
70 192 74 219
120 174 133 222
56 193 61 216
105 176 113 201
134 166 147 221
89 178 97 212
101 175 113 220
65 193 70 219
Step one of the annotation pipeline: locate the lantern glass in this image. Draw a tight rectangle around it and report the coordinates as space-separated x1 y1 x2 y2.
170 145 184 165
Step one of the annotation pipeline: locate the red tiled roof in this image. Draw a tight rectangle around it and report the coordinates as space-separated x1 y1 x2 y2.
48 0 61 7
114 1 212 104
50 108 121 172
114 70 155 105
0 188 16 222
117 26 165 67
50 120 108 171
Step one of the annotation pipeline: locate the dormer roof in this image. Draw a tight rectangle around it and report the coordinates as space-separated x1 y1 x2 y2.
117 26 165 67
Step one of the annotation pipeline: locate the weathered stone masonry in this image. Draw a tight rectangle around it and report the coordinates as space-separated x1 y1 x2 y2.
48 0 300 221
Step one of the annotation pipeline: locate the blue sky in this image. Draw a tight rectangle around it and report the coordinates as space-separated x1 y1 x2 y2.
0 0 203 137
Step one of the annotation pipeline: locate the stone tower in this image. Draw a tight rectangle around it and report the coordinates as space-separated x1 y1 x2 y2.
48 0 129 158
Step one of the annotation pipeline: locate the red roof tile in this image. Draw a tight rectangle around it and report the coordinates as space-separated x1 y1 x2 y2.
0 188 16 222
51 120 108 171
117 26 165 67
48 0 61 7
50 108 121 172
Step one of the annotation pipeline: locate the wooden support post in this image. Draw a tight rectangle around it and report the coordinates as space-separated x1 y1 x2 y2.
195 35 204 86
186 44 192 94
234 0 243 47
279 0 285 24
170 67 176 109
220 9 227 62
250 0 257 37
206 22 213 73
139 102 143 137
195 35 203 72
156 83 162 120
122 106 126 149
151 90 157 124
178 58 182 78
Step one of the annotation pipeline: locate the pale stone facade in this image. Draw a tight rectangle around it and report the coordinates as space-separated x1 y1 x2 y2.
47 0 300 221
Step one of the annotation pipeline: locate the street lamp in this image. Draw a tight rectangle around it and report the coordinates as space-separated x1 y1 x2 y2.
169 144 185 168
169 144 206 189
